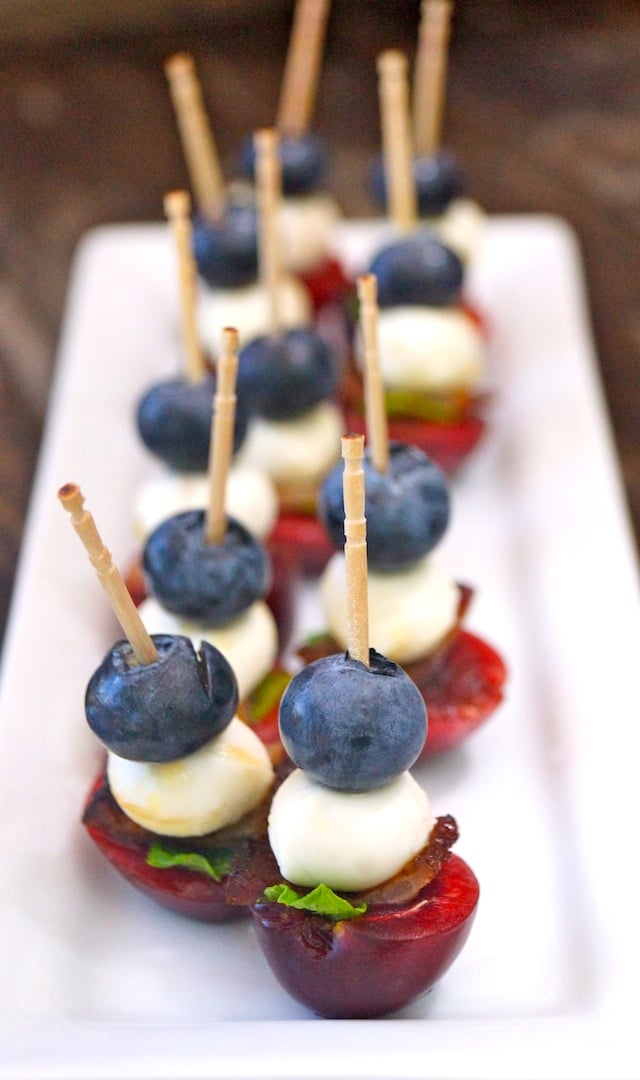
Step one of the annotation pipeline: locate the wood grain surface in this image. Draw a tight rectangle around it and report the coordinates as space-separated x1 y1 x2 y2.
0 0 638 646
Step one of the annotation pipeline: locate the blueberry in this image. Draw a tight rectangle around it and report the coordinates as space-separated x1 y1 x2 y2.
237 327 338 421
85 634 238 761
413 150 465 217
279 650 427 790
238 133 328 195
369 149 465 217
193 201 258 289
370 231 463 309
319 442 450 570
143 510 270 624
136 374 250 473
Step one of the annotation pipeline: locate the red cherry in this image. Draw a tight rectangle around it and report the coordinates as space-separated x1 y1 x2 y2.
298 256 352 311
267 511 335 577
82 769 282 922
413 629 508 757
343 407 486 475
251 854 479 1018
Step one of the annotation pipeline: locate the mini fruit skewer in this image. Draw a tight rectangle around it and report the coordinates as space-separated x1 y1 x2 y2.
304 273 506 756
237 0 350 310
133 190 277 543
59 483 280 922
138 327 289 704
251 435 479 1018
127 192 292 646
343 48 489 474
235 127 344 576
165 52 312 352
370 1 485 263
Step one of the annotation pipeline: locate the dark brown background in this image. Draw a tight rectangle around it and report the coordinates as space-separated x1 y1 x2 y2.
0 0 638 649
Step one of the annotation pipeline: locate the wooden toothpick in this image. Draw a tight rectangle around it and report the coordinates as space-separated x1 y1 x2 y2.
164 52 226 221
58 484 158 666
357 274 389 474
164 189 205 383
277 0 331 136
377 50 417 233
341 435 369 667
413 0 453 156
205 327 239 545
254 128 283 336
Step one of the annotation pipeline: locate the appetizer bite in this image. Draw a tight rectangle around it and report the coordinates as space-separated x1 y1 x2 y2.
133 190 277 545
343 48 488 474
138 327 290 703
234 128 344 576
251 436 479 1017
370 0 485 264
237 0 350 311
59 483 280 922
164 52 311 354
302 275 506 756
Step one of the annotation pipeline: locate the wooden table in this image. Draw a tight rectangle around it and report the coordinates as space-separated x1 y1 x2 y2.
0 0 638 646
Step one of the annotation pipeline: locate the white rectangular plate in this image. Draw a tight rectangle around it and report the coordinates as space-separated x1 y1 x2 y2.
0 217 638 1080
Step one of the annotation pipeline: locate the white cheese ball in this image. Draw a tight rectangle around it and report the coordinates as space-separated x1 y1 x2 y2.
133 464 278 542
278 193 341 273
269 768 432 891
426 197 486 264
235 400 344 488
138 597 278 702
375 306 484 393
320 551 459 665
197 274 311 355
107 717 274 837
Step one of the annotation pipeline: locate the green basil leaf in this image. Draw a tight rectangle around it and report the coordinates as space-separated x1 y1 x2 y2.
146 842 231 881
248 669 292 723
262 882 367 920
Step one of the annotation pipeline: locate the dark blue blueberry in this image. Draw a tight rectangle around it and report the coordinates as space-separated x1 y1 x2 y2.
319 442 450 570
238 133 328 195
279 650 427 790
237 327 338 421
85 634 238 761
413 150 465 217
136 374 250 473
143 510 270 624
193 200 258 289
370 231 463 308
369 149 465 217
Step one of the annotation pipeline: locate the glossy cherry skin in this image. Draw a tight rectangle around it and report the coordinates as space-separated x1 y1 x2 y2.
143 510 271 625
319 441 450 570
136 374 249 473
238 132 328 195
369 148 465 217
237 327 338 421
370 232 464 309
192 201 258 288
279 650 426 791
85 635 238 761
252 853 479 1018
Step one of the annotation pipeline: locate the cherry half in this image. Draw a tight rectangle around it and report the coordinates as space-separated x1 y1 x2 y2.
251 852 479 1018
